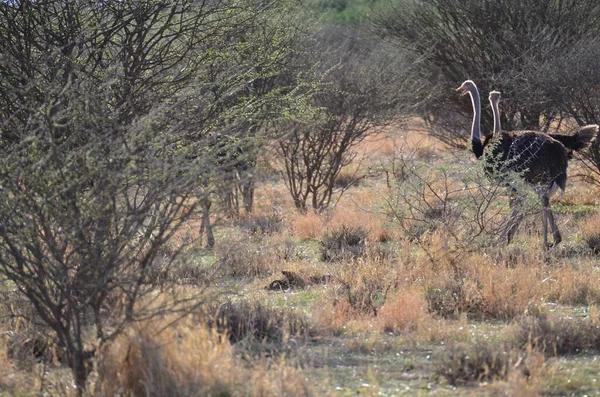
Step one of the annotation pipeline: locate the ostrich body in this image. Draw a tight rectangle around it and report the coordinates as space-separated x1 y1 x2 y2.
457 80 597 247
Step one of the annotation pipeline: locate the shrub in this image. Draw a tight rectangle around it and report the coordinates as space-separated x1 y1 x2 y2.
333 256 396 316
376 0 600 142
435 340 512 385
215 231 294 277
5 329 58 368
274 32 426 212
0 291 61 369
200 301 310 349
511 315 600 356
423 254 543 321
320 225 368 262
235 214 284 236
435 339 543 386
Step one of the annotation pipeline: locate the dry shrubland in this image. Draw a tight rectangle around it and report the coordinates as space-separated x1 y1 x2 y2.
3 127 600 395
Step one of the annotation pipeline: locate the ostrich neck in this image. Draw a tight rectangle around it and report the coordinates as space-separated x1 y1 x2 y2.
491 98 500 136
469 89 481 142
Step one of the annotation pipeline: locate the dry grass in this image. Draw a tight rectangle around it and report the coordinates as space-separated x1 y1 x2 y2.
328 200 392 243
508 315 600 356
357 122 445 161
290 212 326 240
581 212 600 253
407 247 545 320
214 229 295 277
556 161 600 206
544 260 600 305
235 213 284 236
311 254 399 334
199 300 310 349
96 317 313 397
377 288 429 332
289 200 391 243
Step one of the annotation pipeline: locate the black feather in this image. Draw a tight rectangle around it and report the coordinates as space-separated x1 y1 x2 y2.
549 125 598 152
471 138 484 159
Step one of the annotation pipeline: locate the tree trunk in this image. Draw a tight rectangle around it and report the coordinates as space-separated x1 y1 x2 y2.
72 351 88 396
242 179 254 213
199 198 215 248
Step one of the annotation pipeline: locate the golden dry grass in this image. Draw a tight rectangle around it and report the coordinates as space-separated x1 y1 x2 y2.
96 317 313 397
581 212 600 252
377 288 429 332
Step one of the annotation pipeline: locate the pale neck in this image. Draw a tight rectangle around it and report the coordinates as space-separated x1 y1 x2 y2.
490 97 500 136
468 88 481 142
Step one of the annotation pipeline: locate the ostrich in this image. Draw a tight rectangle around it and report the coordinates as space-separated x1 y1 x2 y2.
456 80 598 247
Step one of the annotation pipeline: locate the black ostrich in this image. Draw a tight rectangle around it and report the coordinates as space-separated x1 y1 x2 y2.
456 80 598 248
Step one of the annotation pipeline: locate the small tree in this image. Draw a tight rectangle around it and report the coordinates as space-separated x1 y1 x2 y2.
276 31 429 212
0 0 296 391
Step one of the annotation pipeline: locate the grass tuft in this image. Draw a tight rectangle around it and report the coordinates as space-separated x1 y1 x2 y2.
235 213 284 236
582 212 600 253
377 288 429 332
215 230 295 277
435 339 543 386
320 225 368 262
510 315 600 356
200 300 310 351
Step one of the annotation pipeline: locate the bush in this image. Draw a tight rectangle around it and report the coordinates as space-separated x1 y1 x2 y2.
200 301 310 349
435 339 541 386
335 256 397 316
235 214 284 236
511 315 600 356
275 30 428 212
0 290 61 369
321 225 369 262
423 254 543 321
215 231 295 277
425 284 470 320
435 340 512 385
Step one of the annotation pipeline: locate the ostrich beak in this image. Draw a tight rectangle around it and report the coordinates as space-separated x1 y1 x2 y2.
456 85 467 96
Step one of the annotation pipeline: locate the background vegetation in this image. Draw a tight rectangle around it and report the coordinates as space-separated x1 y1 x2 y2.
1 0 600 395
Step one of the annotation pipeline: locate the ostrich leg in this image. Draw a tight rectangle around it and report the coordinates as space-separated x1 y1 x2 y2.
542 194 561 248
504 189 525 245
541 196 549 248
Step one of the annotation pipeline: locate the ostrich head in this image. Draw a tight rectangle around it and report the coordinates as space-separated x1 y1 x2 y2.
489 90 501 103
456 80 477 96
